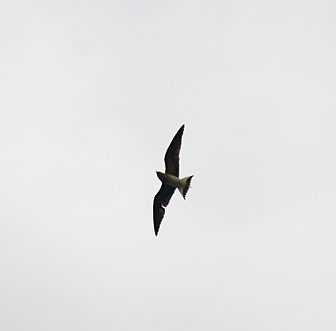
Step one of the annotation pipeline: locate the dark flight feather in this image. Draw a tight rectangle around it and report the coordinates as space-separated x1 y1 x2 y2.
164 125 184 177
153 184 176 236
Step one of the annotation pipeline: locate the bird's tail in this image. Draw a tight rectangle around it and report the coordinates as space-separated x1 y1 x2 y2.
178 175 193 199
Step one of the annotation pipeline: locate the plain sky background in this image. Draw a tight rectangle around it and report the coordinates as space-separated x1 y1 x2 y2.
1 0 336 330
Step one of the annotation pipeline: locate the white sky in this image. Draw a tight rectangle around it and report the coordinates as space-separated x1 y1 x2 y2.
1 0 336 330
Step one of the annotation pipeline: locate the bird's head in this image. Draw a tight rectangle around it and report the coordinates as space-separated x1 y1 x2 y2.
156 171 164 180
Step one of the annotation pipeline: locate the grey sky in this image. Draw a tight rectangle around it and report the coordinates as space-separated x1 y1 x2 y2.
1 0 336 330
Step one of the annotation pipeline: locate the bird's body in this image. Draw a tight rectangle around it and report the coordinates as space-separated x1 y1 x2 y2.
156 171 182 188
153 125 193 236
156 171 193 198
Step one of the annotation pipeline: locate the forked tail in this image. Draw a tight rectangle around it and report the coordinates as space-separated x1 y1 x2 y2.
178 175 193 199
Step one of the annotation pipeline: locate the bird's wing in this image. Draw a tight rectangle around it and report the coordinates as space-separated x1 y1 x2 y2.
153 184 176 236
164 124 184 177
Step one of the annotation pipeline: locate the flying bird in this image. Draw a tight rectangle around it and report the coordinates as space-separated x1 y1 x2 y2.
153 124 193 236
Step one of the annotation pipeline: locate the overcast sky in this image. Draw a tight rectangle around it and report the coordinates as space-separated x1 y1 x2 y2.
1 0 336 330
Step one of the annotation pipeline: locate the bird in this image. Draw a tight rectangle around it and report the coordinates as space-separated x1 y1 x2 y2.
153 124 193 236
